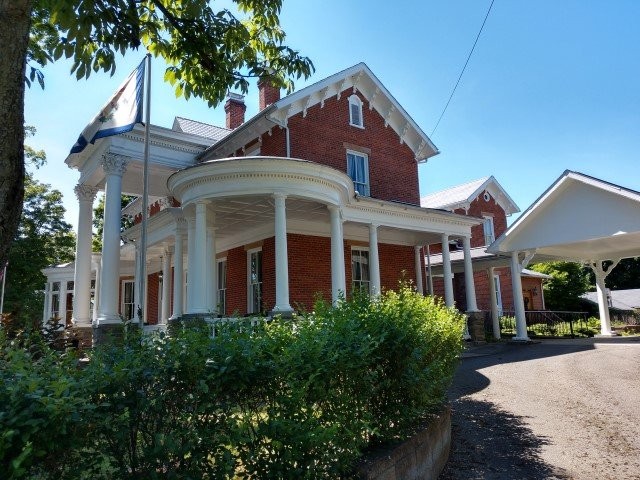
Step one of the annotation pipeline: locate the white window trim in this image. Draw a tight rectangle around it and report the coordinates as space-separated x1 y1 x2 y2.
483 215 495 246
121 279 135 321
351 246 371 294
247 247 263 314
493 274 503 315
348 94 364 129
346 149 370 197
217 257 227 316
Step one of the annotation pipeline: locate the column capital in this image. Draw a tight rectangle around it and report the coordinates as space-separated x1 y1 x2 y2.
273 192 288 201
101 153 128 176
174 216 188 232
74 184 99 202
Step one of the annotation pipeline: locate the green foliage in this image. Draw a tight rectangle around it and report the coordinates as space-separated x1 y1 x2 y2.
0 286 463 479
91 194 136 252
583 258 640 290
530 261 590 311
28 0 314 105
4 132 75 326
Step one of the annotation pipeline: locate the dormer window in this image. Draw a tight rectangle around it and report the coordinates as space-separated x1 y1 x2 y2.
348 94 364 128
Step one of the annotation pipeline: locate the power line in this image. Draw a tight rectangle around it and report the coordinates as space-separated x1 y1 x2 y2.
431 0 495 137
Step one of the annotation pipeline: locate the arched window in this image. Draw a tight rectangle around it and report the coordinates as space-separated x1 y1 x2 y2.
348 94 364 128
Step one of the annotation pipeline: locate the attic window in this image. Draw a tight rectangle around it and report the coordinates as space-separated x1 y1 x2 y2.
348 94 364 128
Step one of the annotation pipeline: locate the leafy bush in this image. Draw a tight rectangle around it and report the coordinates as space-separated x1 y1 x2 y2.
0 286 464 479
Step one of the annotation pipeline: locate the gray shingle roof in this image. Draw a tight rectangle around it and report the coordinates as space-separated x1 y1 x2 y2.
581 288 640 311
421 177 491 209
172 117 230 141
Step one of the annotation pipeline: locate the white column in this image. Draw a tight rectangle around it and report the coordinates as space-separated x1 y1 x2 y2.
328 206 346 304
510 251 529 341
414 246 424 295
206 224 218 313
58 281 68 326
171 223 185 319
488 267 501 339
272 193 293 313
72 184 98 327
426 244 434 296
97 154 127 325
369 224 381 296
186 215 195 311
160 249 172 323
189 201 209 314
441 233 454 307
42 283 49 323
462 236 479 312
92 261 101 323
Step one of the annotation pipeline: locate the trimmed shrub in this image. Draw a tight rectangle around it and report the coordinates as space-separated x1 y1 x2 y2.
0 286 464 479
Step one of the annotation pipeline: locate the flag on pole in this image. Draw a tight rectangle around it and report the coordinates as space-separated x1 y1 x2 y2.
70 59 145 154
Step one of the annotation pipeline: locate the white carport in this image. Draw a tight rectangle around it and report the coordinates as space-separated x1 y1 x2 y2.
488 170 640 341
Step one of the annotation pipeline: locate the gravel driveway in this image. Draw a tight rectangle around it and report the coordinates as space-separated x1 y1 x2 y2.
439 337 640 480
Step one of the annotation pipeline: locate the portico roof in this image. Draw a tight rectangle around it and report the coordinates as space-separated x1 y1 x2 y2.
487 171 640 263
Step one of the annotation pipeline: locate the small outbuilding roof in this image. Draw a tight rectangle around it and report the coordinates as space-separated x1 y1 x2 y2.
581 288 640 311
421 175 520 215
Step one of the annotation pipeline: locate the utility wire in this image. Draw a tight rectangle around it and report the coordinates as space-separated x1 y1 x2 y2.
431 0 495 137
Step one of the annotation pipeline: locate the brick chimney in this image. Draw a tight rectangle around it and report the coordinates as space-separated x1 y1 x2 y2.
224 92 246 129
258 78 281 111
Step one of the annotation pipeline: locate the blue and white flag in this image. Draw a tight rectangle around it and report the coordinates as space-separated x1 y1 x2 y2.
70 60 145 154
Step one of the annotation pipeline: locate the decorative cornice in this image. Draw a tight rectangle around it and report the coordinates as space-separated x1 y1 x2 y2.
101 153 128 176
74 184 99 202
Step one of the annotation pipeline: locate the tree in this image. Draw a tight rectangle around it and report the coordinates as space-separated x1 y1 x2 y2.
91 194 136 252
0 0 313 274
583 258 640 291
3 133 76 326
530 261 590 311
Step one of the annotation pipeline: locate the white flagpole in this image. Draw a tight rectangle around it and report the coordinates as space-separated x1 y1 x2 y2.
139 53 152 328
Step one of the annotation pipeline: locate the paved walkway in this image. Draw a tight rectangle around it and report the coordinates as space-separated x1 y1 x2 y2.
440 337 640 480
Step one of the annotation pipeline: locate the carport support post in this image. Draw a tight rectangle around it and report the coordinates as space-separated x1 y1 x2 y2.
510 251 529 341
589 260 619 336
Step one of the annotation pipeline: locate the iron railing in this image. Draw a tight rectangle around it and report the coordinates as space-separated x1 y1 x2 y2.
497 310 590 338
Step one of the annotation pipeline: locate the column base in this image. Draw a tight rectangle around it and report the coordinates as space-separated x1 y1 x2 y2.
595 332 619 338
71 326 93 350
96 313 124 326
270 306 294 319
510 336 532 343
93 323 125 346
466 311 486 345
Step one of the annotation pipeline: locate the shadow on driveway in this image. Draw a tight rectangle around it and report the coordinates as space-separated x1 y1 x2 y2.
439 398 571 480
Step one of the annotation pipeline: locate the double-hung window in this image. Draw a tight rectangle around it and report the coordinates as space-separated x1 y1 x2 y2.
217 258 227 315
121 280 135 320
347 151 370 197
247 249 262 314
351 247 370 294
483 216 495 245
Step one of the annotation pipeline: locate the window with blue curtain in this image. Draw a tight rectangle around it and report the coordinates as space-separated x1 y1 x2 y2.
347 151 370 196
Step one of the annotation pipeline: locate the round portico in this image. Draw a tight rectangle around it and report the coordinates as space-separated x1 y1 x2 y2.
167 156 355 315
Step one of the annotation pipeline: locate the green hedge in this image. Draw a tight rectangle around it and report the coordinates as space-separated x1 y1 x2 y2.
0 286 464 479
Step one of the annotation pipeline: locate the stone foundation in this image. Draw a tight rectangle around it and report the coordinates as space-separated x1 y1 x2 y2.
467 311 487 345
72 326 94 350
356 405 452 480
92 323 125 346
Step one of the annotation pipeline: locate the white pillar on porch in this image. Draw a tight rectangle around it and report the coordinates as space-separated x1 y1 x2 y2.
488 267 501 339
133 243 143 322
189 200 209 314
272 193 292 314
369 224 381 296
441 233 454 307
426 244 434 296
72 184 98 328
160 249 172 323
92 260 101 323
171 223 185 319
510 251 529 341
206 223 218 314
97 154 128 325
186 215 195 311
328 206 346 304
462 236 479 312
59 281 68 326
414 245 424 295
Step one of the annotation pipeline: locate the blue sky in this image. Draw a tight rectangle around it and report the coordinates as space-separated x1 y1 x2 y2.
25 0 640 231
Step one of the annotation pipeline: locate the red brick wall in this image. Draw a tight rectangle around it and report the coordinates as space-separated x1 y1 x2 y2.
225 246 248 315
261 237 275 314
379 243 417 292
287 234 332 310
453 193 508 248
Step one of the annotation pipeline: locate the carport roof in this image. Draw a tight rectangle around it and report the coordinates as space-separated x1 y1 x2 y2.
487 171 640 263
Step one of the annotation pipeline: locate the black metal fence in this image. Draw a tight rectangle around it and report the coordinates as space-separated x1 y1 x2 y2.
498 310 591 338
